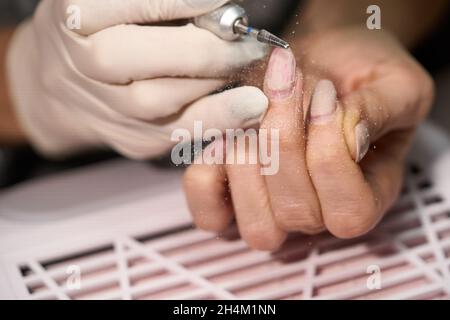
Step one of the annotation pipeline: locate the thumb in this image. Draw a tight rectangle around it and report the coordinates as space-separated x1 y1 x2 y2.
63 0 230 35
341 65 434 163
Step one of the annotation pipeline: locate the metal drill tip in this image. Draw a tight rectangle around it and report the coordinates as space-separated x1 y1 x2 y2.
234 21 290 49
257 29 290 49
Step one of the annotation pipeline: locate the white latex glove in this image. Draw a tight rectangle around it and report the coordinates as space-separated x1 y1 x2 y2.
6 0 269 159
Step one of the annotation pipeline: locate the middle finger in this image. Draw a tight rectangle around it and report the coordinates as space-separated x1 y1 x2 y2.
262 48 323 234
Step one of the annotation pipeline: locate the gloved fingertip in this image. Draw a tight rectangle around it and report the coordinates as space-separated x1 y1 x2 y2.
229 87 269 124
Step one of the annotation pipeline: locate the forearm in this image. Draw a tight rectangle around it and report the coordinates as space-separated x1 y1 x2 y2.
0 27 26 146
292 0 449 48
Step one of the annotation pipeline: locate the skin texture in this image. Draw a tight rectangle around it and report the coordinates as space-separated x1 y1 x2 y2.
184 27 435 250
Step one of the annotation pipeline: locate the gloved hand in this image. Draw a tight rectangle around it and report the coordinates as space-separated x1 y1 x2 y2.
6 0 269 159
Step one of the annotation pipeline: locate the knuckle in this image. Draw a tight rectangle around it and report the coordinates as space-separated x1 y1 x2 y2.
183 168 232 233
345 89 383 124
274 205 323 232
399 63 435 121
325 201 378 239
307 148 343 174
242 224 286 251
194 217 229 233
193 208 232 233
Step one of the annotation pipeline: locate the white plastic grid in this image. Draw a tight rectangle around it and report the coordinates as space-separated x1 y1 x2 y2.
0 122 450 300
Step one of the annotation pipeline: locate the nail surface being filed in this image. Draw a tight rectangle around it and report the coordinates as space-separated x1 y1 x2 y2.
265 48 296 99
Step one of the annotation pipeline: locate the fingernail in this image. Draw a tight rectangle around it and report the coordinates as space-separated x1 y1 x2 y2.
309 80 337 122
265 48 296 99
355 121 370 163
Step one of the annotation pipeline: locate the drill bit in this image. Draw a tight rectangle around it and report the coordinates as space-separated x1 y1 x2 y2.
234 20 290 49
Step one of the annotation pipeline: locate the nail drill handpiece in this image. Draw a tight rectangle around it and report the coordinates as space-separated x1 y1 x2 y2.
194 3 290 49
234 20 290 49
